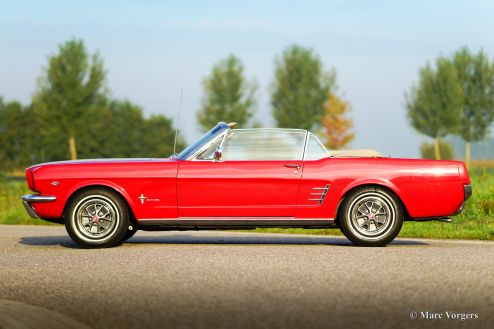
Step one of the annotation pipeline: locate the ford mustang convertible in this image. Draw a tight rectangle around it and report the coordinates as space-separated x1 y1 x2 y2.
21 122 472 248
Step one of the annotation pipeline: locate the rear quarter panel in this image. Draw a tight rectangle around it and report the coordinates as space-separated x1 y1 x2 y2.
296 158 464 219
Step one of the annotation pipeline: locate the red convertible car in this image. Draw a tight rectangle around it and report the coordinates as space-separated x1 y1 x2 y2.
22 122 471 248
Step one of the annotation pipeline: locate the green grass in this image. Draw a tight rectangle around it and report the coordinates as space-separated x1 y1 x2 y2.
0 176 58 225
1 167 493 240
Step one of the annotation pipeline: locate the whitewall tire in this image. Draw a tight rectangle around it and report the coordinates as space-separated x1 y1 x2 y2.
339 186 403 247
65 188 129 248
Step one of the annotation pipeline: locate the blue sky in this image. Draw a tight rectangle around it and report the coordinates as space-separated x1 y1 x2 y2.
1 0 493 157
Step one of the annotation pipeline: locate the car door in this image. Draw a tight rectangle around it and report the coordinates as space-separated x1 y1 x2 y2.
294 133 334 218
177 129 307 217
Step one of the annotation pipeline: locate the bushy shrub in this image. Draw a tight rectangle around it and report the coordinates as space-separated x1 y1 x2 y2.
420 140 455 160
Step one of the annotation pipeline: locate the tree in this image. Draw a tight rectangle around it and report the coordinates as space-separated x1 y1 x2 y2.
321 93 354 149
94 100 185 158
141 114 186 157
197 55 256 132
0 98 37 171
453 48 494 168
272 45 336 130
405 57 463 160
32 39 106 160
97 100 146 158
420 139 455 160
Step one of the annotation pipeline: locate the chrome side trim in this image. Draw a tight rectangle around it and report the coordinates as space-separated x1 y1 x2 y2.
21 194 57 203
138 217 334 222
137 217 336 228
142 217 313 221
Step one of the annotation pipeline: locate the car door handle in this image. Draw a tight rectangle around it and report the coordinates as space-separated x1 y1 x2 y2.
284 164 301 170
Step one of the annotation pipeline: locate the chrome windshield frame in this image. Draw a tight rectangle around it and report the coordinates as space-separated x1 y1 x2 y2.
189 127 309 162
177 122 230 160
188 130 229 161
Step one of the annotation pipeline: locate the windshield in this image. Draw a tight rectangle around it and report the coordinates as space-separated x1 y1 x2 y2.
177 122 229 160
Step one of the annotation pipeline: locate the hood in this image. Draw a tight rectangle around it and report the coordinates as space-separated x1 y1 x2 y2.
27 158 174 170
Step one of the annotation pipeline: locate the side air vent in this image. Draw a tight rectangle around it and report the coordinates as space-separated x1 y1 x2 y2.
308 184 330 205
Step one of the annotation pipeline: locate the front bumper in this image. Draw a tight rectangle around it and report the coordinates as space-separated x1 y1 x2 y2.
21 194 57 219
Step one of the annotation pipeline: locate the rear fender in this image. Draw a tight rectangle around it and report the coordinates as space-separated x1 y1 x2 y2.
341 178 402 197
335 178 410 222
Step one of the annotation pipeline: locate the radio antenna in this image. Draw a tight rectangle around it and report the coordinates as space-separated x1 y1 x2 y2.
173 88 184 155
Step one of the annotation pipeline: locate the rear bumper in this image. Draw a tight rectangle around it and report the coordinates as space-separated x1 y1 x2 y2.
464 184 472 201
21 194 57 219
453 184 472 216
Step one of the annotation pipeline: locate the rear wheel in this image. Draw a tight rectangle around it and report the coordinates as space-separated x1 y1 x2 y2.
65 188 129 248
339 186 403 247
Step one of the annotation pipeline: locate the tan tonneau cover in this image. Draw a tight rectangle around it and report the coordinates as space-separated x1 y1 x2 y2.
329 149 384 158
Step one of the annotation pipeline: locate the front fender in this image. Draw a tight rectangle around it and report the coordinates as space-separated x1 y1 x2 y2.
63 180 137 214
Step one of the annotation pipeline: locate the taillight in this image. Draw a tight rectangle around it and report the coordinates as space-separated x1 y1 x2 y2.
25 168 36 192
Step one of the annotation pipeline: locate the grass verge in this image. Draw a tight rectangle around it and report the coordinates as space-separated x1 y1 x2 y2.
1 167 493 239
0 176 57 225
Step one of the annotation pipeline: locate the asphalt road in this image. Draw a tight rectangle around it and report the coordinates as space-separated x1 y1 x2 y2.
0 225 493 329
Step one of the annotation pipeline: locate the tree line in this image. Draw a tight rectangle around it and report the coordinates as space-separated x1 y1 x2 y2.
0 39 354 171
1 38 492 172
0 40 185 172
406 48 494 166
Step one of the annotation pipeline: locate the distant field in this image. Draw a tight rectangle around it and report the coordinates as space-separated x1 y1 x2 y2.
1 164 493 240
470 159 494 169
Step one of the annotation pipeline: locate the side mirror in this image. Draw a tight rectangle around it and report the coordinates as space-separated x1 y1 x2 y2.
214 147 222 161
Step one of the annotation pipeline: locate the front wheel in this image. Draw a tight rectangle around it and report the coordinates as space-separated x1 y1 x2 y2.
65 188 129 248
339 186 403 247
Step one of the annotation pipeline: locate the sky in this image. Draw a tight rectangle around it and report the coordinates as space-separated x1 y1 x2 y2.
1 0 493 157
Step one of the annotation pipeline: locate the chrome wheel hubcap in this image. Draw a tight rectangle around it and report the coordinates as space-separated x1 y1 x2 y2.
348 192 395 239
74 196 119 241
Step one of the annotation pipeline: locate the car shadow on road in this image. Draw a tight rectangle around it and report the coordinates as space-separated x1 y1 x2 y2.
19 236 79 248
124 234 428 247
19 234 428 248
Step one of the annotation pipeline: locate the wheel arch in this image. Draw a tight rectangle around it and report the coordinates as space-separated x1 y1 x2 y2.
334 182 411 225
63 182 137 225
